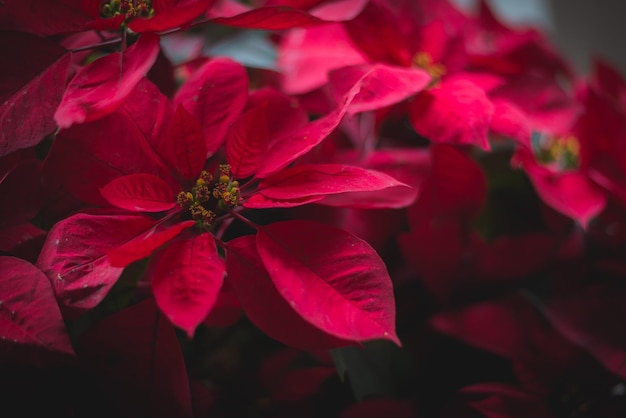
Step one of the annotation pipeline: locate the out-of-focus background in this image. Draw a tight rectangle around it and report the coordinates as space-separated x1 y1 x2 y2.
453 0 626 75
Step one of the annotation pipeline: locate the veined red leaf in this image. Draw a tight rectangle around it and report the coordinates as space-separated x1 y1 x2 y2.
244 164 416 208
174 58 248 156
156 104 207 181
129 0 215 32
77 299 193 418
150 233 225 338
101 173 177 212
0 32 70 156
256 220 400 345
54 33 160 128
209 5 323 29
36 213 158 310
409 79 494 150
226 234 353 350
107 220 195 267
254 91 354 179
329 63 431 115
0 257 75 360
226 105 269 179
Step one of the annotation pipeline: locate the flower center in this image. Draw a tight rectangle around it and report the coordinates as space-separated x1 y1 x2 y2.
532 132 581 170
101 0 154 19
412 52 447 81
176 164 241 230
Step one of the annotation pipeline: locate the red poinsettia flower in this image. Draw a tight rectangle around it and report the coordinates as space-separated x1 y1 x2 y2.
277 0 494 150
38 59 411 349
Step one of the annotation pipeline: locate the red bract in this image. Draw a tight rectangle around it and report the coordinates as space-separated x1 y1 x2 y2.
148 233 224 338
226 220 400 349
505 87 607 227
0 32 71 156
0 257 75 364
54 33 160 128
36 212 167 311
127 0 216 33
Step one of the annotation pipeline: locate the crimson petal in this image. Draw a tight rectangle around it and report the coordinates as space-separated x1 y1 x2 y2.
256 220 400 345
54 33 160 128
150 233 225 338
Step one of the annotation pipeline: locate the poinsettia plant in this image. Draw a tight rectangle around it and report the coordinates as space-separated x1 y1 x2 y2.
3 0 626 416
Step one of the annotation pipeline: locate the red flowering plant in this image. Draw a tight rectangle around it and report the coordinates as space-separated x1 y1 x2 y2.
36 49 416 350
5 0 626 416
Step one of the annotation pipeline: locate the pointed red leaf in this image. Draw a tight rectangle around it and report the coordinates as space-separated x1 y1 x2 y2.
209 5 323 29
36 213 158 310
101 173 177 212
226 234 353 350
129 0 215 32
225 105 270 179
150 233 225 338
245 164 416 208
54 33 160 128
174 58 248 156
0 257 75 359
77 299 193 418
0 32 71 156
107 220 195 267
410 79 494 150
329 63 431 115
157 104 207 181
256 220 400 345
254 87 357 178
